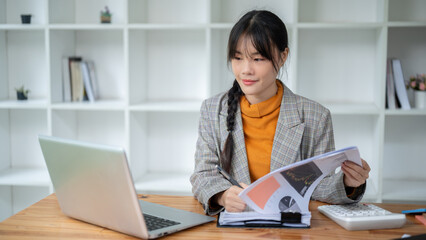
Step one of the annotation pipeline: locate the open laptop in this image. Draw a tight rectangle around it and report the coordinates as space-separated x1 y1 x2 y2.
38 135 214 239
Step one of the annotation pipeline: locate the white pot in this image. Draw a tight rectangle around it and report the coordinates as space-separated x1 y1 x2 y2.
414 91 426 109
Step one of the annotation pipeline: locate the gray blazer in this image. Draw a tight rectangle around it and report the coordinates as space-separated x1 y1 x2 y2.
190 84 364 215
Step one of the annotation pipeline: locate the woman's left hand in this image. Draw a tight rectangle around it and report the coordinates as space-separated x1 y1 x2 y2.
342 159 370 188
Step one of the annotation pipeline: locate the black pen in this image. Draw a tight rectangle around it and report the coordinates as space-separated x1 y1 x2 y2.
215 165 243 188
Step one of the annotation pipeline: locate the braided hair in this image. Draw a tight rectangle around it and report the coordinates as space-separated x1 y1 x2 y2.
220 81 243 173
220 10 289 173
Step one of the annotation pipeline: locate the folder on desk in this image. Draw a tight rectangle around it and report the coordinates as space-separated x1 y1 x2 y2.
217 211 310 228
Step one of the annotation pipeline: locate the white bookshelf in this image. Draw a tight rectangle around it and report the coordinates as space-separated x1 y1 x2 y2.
1 0 425 221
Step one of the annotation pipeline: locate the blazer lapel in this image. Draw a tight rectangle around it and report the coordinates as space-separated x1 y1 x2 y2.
270 86 305 172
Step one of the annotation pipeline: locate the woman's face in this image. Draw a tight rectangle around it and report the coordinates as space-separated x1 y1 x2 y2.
231 37 287 104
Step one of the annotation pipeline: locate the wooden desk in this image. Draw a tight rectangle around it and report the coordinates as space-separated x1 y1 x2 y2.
0 194 425 239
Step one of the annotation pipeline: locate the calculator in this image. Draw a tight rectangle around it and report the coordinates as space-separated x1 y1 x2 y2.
318 203 406 231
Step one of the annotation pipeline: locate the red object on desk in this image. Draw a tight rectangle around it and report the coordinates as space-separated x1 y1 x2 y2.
415 214 426 226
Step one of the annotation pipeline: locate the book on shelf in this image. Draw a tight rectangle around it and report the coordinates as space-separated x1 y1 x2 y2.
61 58 72 102
81 61 95 102
386 59 397 109
391 58 411 110
70 59 84 102
86 60 99 101
62 56 99 103
62 57 81 102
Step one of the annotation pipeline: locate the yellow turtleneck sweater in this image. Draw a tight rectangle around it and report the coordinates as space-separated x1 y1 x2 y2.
240 81 283 182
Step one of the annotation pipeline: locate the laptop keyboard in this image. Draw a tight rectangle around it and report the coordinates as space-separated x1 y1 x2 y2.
143 213 180 231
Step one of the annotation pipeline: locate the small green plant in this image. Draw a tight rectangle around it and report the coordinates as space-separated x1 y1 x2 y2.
15 85 30 100
100 6 111 23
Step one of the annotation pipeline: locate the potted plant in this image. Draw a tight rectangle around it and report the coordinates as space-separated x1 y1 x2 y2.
20 14 32 24
100 6 111 23
15 85 30 100
409 74 426 109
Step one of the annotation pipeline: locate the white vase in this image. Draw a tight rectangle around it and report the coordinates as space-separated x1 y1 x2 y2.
414 91 426 109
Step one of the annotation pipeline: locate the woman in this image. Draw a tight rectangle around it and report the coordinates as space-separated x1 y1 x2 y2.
190 10 370 215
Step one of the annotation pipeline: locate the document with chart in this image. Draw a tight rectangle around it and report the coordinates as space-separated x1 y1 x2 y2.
218 147 362 227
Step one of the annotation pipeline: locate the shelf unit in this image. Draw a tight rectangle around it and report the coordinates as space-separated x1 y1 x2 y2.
1 0 425 221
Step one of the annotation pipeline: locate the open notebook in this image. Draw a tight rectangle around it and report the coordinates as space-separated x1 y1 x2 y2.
217 146 362 228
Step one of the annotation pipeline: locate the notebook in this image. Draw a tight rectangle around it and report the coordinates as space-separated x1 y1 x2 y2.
38 135 214 239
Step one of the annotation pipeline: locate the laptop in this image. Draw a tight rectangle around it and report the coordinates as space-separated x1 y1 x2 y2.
38 135 214 239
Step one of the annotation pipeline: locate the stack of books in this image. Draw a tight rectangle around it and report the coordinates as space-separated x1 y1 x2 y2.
62 57 99 102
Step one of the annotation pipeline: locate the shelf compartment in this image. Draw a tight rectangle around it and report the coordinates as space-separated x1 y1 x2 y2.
129 112 198 181
128 0 208 24
383 115 426 200
0 168 50 186
128 29 207 104
0 29 47 101
48 0 126 24
49 29 125 103
0 109 48 169
387 27 426 86
298 0 383 23
388 0 426 22
51 110 126 148
297 28 384 106
333 115 380 162
0 0 46 25
134 172 192 195
210 0 296 24
332 115 381 201
209 28 233 95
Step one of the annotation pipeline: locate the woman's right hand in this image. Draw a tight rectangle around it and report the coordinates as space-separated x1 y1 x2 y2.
215 183 248 212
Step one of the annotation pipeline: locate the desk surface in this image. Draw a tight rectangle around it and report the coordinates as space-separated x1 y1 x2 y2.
0 194 425 239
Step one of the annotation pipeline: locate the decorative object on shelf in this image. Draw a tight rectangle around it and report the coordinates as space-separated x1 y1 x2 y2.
20 14 32 24
15 85 30 100
409 74 426 109
100 6 111 24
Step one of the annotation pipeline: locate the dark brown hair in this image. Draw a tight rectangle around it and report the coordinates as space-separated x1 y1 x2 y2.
220 10 289 173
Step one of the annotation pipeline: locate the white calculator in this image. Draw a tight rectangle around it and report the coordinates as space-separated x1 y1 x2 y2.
318 203 406 231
